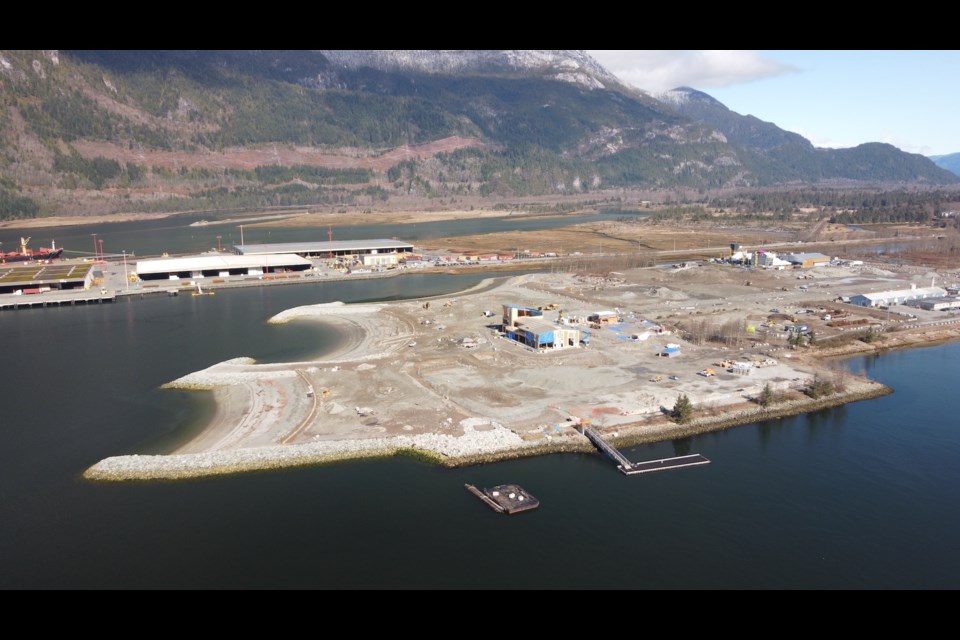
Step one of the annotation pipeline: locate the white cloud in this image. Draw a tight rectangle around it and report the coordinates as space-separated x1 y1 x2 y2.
587 50 796 92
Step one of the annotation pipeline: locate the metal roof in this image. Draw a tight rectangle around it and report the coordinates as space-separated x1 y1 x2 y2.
783 252 830 262
0 262 92 286
858 286 946 301
518 319 571 335
234 239 413 255
135 254 310 275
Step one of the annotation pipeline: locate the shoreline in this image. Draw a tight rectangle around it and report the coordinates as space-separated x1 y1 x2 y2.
83 377 892 482
80 262 957 483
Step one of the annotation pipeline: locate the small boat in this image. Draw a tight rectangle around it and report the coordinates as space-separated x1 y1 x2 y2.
192 283 215 297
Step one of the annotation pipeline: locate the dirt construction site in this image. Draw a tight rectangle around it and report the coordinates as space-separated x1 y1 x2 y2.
151 255 959 465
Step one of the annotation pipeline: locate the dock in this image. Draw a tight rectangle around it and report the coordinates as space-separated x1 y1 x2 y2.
0 292 115 310
465 483 540 514
619 453 711 475
579 425 710 476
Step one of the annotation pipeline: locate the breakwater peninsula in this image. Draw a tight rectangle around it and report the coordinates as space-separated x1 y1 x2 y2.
84 263 913 481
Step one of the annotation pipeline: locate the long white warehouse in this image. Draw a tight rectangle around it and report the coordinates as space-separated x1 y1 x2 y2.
135 254 311 281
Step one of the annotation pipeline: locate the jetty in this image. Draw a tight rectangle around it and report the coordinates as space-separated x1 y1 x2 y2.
579 425 710 476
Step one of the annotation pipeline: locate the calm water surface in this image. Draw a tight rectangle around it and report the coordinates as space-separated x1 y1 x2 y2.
2 210 642 259
1 221 959 589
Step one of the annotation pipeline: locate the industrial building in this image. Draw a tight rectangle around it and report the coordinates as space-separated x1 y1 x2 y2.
0 262 94 295
135 254 312 281
783 252 831 268
913 296 960 311
502 304 543 327
361 253 398 267
234 239 414 259
849 285 947 307
502 304 580 351
756 251 792 268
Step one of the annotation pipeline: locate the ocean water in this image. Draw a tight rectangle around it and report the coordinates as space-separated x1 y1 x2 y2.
1 271 959 589
3 211 959 589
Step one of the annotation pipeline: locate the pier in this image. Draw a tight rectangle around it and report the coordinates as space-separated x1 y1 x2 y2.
579 425 710 476
0 292 115 310
465 483 540 514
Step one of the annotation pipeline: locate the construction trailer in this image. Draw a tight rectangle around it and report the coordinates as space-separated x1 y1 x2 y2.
587 311 620 325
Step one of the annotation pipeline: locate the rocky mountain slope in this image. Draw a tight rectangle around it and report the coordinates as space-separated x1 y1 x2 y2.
0 50 955 220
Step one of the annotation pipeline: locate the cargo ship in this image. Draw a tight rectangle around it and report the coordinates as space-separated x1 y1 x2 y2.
1 237 64 263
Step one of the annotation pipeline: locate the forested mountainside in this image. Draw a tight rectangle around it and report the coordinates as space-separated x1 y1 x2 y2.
0 50 955 220
930 153 960 177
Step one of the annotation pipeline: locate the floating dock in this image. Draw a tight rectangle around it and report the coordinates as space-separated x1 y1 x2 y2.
619 453 711 475
465 483 540 514
579 425 710 475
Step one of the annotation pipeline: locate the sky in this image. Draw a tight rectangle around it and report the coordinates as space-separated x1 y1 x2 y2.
587 50 959 157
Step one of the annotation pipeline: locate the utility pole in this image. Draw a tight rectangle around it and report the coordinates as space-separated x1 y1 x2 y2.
216 235 222 252
122 250 129 291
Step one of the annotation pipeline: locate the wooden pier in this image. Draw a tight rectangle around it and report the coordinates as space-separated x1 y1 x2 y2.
465 483 540 514
579 425 710 476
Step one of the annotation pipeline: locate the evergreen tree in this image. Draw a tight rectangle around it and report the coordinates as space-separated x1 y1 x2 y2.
759 383 775 407
673 394 693 424
805 375 835 399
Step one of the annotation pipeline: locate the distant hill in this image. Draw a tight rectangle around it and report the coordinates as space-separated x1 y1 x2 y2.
930 153 960 176
660 87 957 184
0 50 956 220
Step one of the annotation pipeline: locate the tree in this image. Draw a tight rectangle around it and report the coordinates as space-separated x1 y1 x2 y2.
673 394 693 424
805 375 835 399
759 383 775 407
807 330 817 346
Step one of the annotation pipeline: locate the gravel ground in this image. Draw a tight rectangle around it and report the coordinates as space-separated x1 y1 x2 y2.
84 263 950 481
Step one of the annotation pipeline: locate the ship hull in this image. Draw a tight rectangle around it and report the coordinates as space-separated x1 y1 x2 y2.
1 249 64 263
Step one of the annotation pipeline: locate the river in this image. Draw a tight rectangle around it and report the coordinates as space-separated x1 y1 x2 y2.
2 210 645 260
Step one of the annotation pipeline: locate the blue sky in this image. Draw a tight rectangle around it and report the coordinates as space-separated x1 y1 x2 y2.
587 50 959 157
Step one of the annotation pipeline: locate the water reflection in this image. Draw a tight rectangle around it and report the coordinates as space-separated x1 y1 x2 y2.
672 437 692 457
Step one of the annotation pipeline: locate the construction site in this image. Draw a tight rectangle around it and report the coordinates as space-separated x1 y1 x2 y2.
84 249 960 480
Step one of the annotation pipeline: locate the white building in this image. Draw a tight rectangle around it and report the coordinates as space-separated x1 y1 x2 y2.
756 251 791 268
849 285 946 307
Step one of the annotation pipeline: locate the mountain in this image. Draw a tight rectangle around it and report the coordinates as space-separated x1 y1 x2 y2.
930 153 960 176
319 50 629 91
660 87 957 184
0 50 956 221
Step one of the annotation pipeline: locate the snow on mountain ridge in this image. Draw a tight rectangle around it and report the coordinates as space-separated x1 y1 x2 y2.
319 50 624 90
656 89 691 107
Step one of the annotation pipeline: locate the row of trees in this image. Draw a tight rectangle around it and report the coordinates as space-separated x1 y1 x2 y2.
709 187 958 223
0 189 40 220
